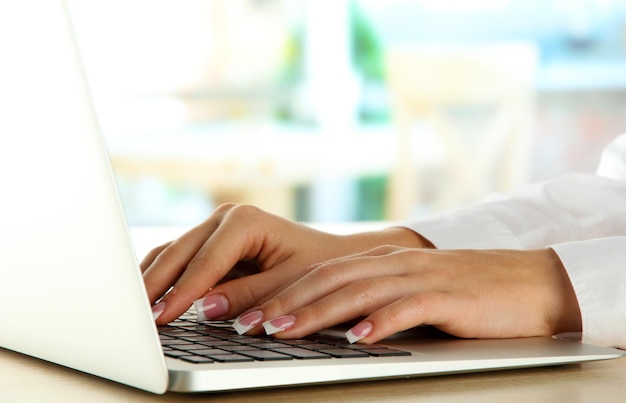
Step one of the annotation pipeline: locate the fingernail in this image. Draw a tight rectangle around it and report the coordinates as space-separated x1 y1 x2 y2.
232 310 263 335
152 302 166 321
193 294 229 322
263 315 296 335
345 321 373 344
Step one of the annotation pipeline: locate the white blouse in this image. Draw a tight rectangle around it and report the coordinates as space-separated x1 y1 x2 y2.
406 134 626 349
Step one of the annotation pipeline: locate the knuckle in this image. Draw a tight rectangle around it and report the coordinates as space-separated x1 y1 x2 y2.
214 202 238 214
263 292 292 313
227 204 262 221
404 293 437 319
186 251 208 271
382 294 433 329
406 293 433 310
370 245 402 255
309 262 344 284
298 305 327 328
347 279 379 306
303 263 321 275
401 248 432 263
153 241 181 265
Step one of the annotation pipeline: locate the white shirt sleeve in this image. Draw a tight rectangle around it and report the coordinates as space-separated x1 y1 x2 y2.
403 134 626 349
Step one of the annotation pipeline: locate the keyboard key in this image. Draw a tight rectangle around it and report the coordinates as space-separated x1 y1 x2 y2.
175 343 214 351
275 347 332 360
163 339 195 346
208 353 255 363
279 339 317 346
181 356 215 364
180 335 223 343
164 350 192 358
198 340 243 348
358 348 412 357
238 350 294 361
316 348 370 358
188 348 233 356
248 342 294 350
218 344 262 352
297 343 338 350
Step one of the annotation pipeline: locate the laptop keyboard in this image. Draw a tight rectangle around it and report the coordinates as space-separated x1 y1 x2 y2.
159 311 410 364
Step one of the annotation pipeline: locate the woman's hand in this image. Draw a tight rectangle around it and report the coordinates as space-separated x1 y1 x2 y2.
141 203 428 325
242 246 582 344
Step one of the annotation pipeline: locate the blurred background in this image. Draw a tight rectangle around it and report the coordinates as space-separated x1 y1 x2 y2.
68 0 626 226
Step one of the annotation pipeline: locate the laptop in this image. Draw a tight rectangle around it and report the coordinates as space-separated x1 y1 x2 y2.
0 0 623 395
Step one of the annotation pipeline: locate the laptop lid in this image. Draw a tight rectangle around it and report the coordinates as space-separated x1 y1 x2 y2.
0 0 168 394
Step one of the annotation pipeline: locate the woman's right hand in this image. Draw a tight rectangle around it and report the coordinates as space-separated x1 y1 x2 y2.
141 204 429 325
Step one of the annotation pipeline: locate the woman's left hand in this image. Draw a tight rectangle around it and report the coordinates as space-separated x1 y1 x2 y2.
243 246 582 344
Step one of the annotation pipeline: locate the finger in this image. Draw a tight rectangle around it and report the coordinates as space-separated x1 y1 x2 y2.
263 275 406 339
139 241 172 273
250 245 411 308
255 251 430 337
346 292 459 344
142 226 217 303
192 262 307 321
142 205 234 303
155 205 286 324
260 247 427 315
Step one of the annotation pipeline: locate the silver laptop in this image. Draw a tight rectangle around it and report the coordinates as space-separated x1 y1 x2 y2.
0 0 623 394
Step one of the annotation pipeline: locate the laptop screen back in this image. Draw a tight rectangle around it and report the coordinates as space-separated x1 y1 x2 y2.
0 0 168 393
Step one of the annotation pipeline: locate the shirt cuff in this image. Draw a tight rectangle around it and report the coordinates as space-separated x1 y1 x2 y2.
551 237 626 349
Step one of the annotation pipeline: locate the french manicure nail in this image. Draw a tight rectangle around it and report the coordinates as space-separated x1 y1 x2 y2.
263 315 296 335
345 321 373 344
193 294 229 322
232 310 263 335
152 302 166 321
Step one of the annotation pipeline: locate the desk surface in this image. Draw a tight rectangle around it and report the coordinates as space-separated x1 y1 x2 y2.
2 346 626 402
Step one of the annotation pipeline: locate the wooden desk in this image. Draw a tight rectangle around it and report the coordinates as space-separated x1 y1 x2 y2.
2 346 625 402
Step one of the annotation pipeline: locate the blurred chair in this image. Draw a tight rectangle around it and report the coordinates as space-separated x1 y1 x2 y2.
385 43 538 219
